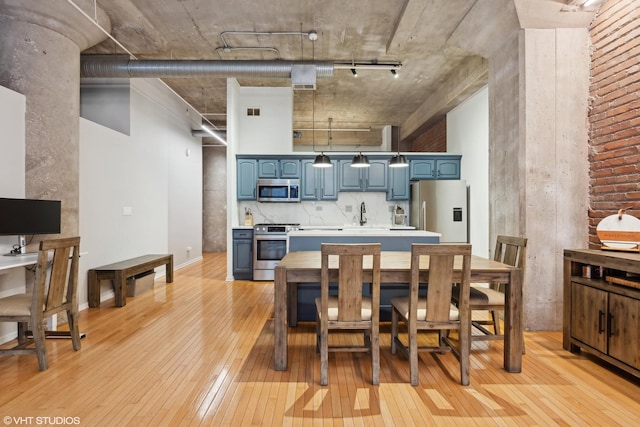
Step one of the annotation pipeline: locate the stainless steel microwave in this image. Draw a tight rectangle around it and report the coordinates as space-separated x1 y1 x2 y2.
257 178 301 202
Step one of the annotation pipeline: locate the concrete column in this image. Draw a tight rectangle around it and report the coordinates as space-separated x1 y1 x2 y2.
0 1 108 239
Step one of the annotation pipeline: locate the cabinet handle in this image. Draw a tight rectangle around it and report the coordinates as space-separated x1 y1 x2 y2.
608 313 614 337
598 310 605 333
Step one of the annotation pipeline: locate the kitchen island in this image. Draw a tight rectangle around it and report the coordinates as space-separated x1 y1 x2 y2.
286 227 441 322
288 227 440 251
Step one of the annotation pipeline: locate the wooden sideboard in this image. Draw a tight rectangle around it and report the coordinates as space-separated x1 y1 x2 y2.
563 249 640 378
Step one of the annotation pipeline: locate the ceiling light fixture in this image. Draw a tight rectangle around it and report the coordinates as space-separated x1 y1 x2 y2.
351 68 358 77
351 152 370 168
389 92 407 167
391 69 398 79
312 42 333 169
389 153 408 167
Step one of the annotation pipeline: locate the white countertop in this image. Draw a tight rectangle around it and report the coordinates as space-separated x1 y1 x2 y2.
289 227 440 238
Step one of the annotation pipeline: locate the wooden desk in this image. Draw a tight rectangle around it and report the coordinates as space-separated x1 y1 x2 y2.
88 254 173 307
274 251 523 373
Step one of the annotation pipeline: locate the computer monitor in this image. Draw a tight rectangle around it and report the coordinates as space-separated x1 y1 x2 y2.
0 197 61 255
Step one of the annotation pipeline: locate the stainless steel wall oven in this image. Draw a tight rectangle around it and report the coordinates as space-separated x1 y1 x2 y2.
253 223 299 281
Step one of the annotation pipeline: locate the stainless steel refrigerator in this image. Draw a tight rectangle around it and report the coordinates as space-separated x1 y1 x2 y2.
410 180 468 243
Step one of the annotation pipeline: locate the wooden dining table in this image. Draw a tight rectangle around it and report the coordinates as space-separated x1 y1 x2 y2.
273 250 523 373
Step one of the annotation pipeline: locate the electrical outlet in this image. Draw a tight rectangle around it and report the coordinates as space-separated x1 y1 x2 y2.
345 205 353 213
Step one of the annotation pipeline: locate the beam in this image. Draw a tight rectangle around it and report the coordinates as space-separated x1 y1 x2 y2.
401 55 488 142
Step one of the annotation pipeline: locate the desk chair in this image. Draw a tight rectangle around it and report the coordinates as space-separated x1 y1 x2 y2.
315 243 381 386
391 243 472 386
452 235 527 348
0 237 81 370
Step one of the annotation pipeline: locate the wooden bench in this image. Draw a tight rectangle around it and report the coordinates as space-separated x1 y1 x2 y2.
88 254 174 307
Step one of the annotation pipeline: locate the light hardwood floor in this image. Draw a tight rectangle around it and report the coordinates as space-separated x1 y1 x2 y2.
0 252 639 426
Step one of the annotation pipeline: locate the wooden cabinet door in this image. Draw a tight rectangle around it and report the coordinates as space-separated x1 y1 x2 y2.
571 282 607 353
319 160 338 200
410 159 436 179
608 293 640 369
237 159 258 200
258 159 279 178
300 159 318 200
387 165 409 200
435 159 460 179
280 159 300 178
365 159 388 190
338 160 363 190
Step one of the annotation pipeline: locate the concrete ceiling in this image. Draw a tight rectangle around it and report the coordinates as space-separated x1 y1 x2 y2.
80 0 600 147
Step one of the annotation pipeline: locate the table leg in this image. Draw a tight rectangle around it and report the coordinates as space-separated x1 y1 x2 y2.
287 282 298 327
166 256 174 283
88 270 100 308
114 270 127 307
274 265 287 370
504 268 523 372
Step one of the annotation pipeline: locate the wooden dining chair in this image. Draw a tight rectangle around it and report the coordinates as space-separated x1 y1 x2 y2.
391 243 472 386
315 243 381 386
452 235 527 348
0 236 81 370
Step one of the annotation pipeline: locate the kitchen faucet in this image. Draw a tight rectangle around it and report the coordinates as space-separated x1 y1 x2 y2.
360 202 367 226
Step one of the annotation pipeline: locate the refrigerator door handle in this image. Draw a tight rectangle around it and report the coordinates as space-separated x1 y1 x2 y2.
421 201 426 230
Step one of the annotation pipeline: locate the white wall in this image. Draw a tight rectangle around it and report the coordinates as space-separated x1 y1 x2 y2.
79 79 203 307
447 86 490 258
0 85 26 342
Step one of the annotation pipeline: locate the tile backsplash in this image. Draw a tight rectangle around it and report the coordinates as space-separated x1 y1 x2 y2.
239 192 409 227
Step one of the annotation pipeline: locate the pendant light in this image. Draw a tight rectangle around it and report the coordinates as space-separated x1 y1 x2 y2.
311 40 332 168
389 126 408 167
389 96 408 168
351 152 370 168
314 116 334 168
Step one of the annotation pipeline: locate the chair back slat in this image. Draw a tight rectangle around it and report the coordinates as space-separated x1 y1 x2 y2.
411 244 472 323
37 237 80 317
338 254 364 321
320 243 381 323
494 235 527 269
425 254 455 322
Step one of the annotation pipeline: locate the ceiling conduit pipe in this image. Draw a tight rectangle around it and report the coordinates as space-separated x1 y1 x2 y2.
80 56 334 79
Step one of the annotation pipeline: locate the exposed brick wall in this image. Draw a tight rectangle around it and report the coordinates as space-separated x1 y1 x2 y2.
588 0 640 247
409 116 447 152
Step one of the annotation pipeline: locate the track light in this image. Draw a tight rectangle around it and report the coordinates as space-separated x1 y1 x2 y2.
391 69 398 79
351 68 358 77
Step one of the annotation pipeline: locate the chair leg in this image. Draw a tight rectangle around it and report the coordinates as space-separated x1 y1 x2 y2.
409 324 418 386
391 308 398 355
17 322 28 345
491 310 501 335
320 322 328 386
67 309 81 351
32 319 48 371
371 326 379 385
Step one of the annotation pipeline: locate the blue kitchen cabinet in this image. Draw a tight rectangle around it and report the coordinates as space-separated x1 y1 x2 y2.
338 159 388 191
300 158 338 200
410 157 460 180
387 165 410 200
232 228 253 280
237 159 258 200
258 159 300 178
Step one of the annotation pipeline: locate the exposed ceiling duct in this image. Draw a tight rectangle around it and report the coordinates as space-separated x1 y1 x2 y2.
80 56 334 81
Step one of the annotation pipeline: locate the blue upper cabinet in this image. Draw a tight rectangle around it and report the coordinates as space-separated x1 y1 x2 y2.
410 157 460 180
237 159 258 200
387 166 410 200
338 159 388 191
258 159 300 179
300 159 338 200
